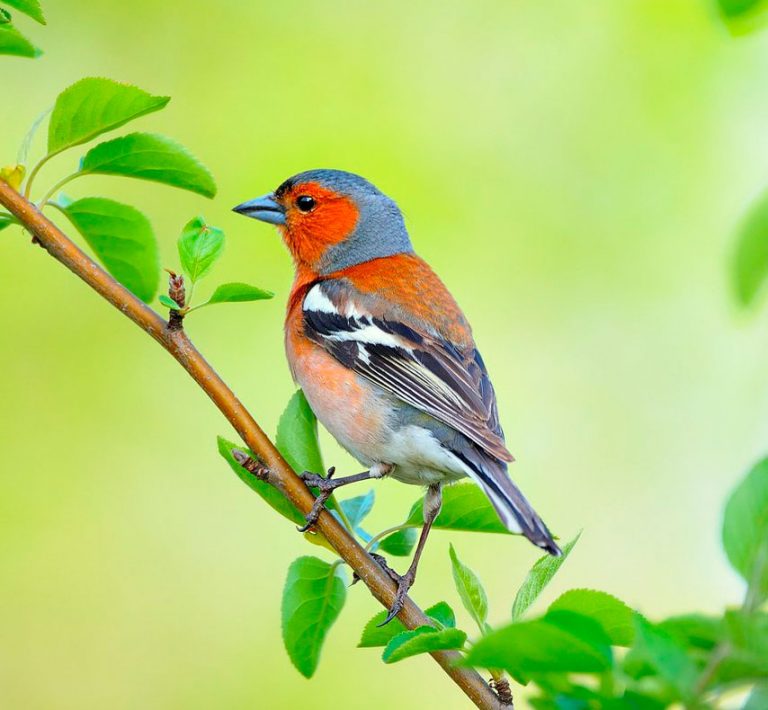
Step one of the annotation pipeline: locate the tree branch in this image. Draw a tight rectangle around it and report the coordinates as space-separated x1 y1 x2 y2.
0 178 502 710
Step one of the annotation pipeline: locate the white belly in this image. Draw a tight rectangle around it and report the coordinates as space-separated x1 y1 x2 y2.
376 424 470 486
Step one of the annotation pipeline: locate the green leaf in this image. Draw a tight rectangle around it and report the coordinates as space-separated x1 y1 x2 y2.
632 615 698 702
382 626 466 664
658 614 723 651
79 133 216 197
463 616 612 680
719 0 767 19
733 193 768 306
405 482 512 533
2 0 45 24
48 78 169 155
0 23 40 57
276 390 324 475
58 197 159 302
723 610 768 676
449 544 488 633
359 601 455 648
723 459 768 606
339 490 374 529
425 601 457 629
545 610 614 663
196 282 274 308
177 216 224 284
0 9 10 24
548 589 635 647
0 212 18 231
376 527 417 556
158 294 178 310
719 1 768 36
511 533 580 620
216 436 304 526
281 556 346 678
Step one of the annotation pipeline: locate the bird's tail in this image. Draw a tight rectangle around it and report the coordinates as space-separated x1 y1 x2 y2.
457 446 560 556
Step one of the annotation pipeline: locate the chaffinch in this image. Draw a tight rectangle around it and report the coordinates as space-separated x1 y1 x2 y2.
234 169 559 622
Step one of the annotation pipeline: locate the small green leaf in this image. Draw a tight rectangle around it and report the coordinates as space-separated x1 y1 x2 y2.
449 544 488 633
58 197 159 302
276 390 324 475
282 556 346 678
196 282 274 308
0 212 18 231
376 527 417 556
723 459 768 606
339 490 374 529
511 533 580 620
217 436 304 526
0 9 10 24
548 589 634 647
158 294 178 310
48 78 169 155
79 133 216 197
632 615 699 702
382 626 466 664
177 216 224 284
359 601 455 648
405 482 512 533
0 24 40 57
2 0 45 24
425 601 457 629
733 193 768 306
463 616 611 680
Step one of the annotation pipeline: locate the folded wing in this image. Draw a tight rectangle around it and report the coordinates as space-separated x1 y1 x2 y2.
302 280 512 462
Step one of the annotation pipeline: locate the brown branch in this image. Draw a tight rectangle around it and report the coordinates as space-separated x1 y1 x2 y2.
0 178 502 710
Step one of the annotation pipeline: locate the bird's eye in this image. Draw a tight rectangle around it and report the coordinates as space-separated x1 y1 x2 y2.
296 195 315 212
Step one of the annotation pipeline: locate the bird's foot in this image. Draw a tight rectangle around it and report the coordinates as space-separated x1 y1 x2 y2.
297 467 339 532
352 552 400 586
378 567 416 626
352 551 415 624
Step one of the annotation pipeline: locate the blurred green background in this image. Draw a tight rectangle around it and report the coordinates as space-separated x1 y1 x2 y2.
2 1 768 708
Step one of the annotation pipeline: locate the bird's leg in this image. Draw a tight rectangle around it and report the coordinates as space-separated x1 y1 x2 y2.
298 463 391 532
379 483 442 626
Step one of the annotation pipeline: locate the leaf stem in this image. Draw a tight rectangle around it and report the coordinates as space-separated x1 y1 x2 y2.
23 153 53 199
364 522 417 552
38 172 79 208
328 492 355 536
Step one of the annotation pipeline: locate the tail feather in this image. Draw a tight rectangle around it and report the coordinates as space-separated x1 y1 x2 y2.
455 447 560 556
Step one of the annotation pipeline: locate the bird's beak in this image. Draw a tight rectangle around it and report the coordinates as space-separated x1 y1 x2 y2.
232 193 286 225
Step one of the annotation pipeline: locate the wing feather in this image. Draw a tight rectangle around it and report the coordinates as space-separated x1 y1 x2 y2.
303 281 512 462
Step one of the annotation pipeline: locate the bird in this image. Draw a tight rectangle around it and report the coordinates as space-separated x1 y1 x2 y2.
233 169 559 623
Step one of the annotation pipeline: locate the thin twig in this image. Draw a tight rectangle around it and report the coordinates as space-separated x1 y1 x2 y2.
0 178 501 710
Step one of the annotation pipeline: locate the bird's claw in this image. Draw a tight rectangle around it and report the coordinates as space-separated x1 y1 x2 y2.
352 551 415 624
378 568 416 626
297 468 338 532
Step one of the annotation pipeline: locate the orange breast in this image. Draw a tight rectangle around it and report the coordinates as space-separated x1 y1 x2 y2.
285 292 390 463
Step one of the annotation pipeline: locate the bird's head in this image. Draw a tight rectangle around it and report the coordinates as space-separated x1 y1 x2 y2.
233 169 413 274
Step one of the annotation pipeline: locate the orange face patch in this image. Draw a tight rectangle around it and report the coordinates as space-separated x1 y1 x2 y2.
275 182 359 268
